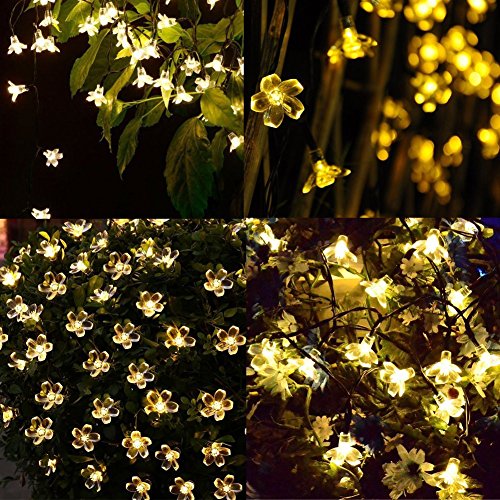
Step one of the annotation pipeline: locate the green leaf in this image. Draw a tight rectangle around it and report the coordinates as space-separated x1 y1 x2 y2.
57 0 90 42
69 29 110 97
164 117 214 217
98 64 136 148
158 24 185 44
142 100 165 128
73 286 86 307
201 88 242 134
211 128 227 172
117 117 143 177
179 0 201 23
128 0 150 14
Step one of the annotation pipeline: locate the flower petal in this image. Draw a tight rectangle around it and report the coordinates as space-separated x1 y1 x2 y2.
282 95 304 120
263 105 285 128
279 79 304 96
260 74 281 92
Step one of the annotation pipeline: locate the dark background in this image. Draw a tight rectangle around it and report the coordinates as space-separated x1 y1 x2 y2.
246 1 500 217
0 0 242 218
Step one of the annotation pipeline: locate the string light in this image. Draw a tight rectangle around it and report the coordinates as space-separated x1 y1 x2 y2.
7 81 28 102
361 275 393 308
250 74 305 128
379 361 415 396
324 234 357 267
302 149 351 193
324 432 362 466
328 15 377 64
423 351 462 384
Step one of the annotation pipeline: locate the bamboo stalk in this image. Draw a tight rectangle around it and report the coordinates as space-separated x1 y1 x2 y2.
345 14 401 217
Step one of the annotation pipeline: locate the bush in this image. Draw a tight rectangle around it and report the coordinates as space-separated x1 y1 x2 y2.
0 219 245 499
246 218 499 499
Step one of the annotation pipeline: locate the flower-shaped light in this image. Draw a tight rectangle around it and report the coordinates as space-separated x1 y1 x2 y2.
169 477 195 500
90 285 117 303
81 463 107 492
324 235 358 268
1 404 17 428
202 442 231 467
324 432 363 466
471 345 500 378
8 352 27 371
37 239 62 260
214 475 243 500
204 269 234 297
25 416 54 445
126 476 152 500
302 149 351 193
38 271 67 300
250 74 304 128
379 361 415 397
103 251 133 280
69 252 91 274
39 455 57 476
360 0 402 18
412 228 449 263
72 424 101 452
122 430 152 459
7 81 28 102
345 336 379 368
433 386 465 423
0 327 7 349
35 381 64 410
408 34 446 74
424 351 462 384
136 291 164 317
0 264 21 288
153 247 179 269
361 275 393 308
62 220 92 239
6 295 28 320
92 397 120 424
66 310 93 337
164 325 196 349
215 326 246 355
144 389 179 415
200 389 233 421
113 322 141 349
411 71 452 112
90 231 109 252
83 350 111 377
127 362 155 389
26 334 53 362
155 444 180 471
328 16 377 64
404 0 447 31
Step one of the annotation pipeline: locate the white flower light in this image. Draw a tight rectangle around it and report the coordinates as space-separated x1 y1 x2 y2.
39 11 59 28
380 361 415 397
195 75 211 93
324 433 362 466
31 208 51 220
86 85 107 107
361 275 392 308
324 234 357 267
7 81 28 102
154 70 174 91
173 86 193 104
33 0 55 5
43 149 63 168
8 36 27 55
158 14 177 29
99 2 119 26
31 30 60 53
412 228 449 263
79 17 99 37
423 350 462 385
133 68 154 88
207 0 220 9
180 55 201 76
205 54 226 72
228 133 244 152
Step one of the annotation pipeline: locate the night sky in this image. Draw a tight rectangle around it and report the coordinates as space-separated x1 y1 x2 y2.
0 0 242 218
